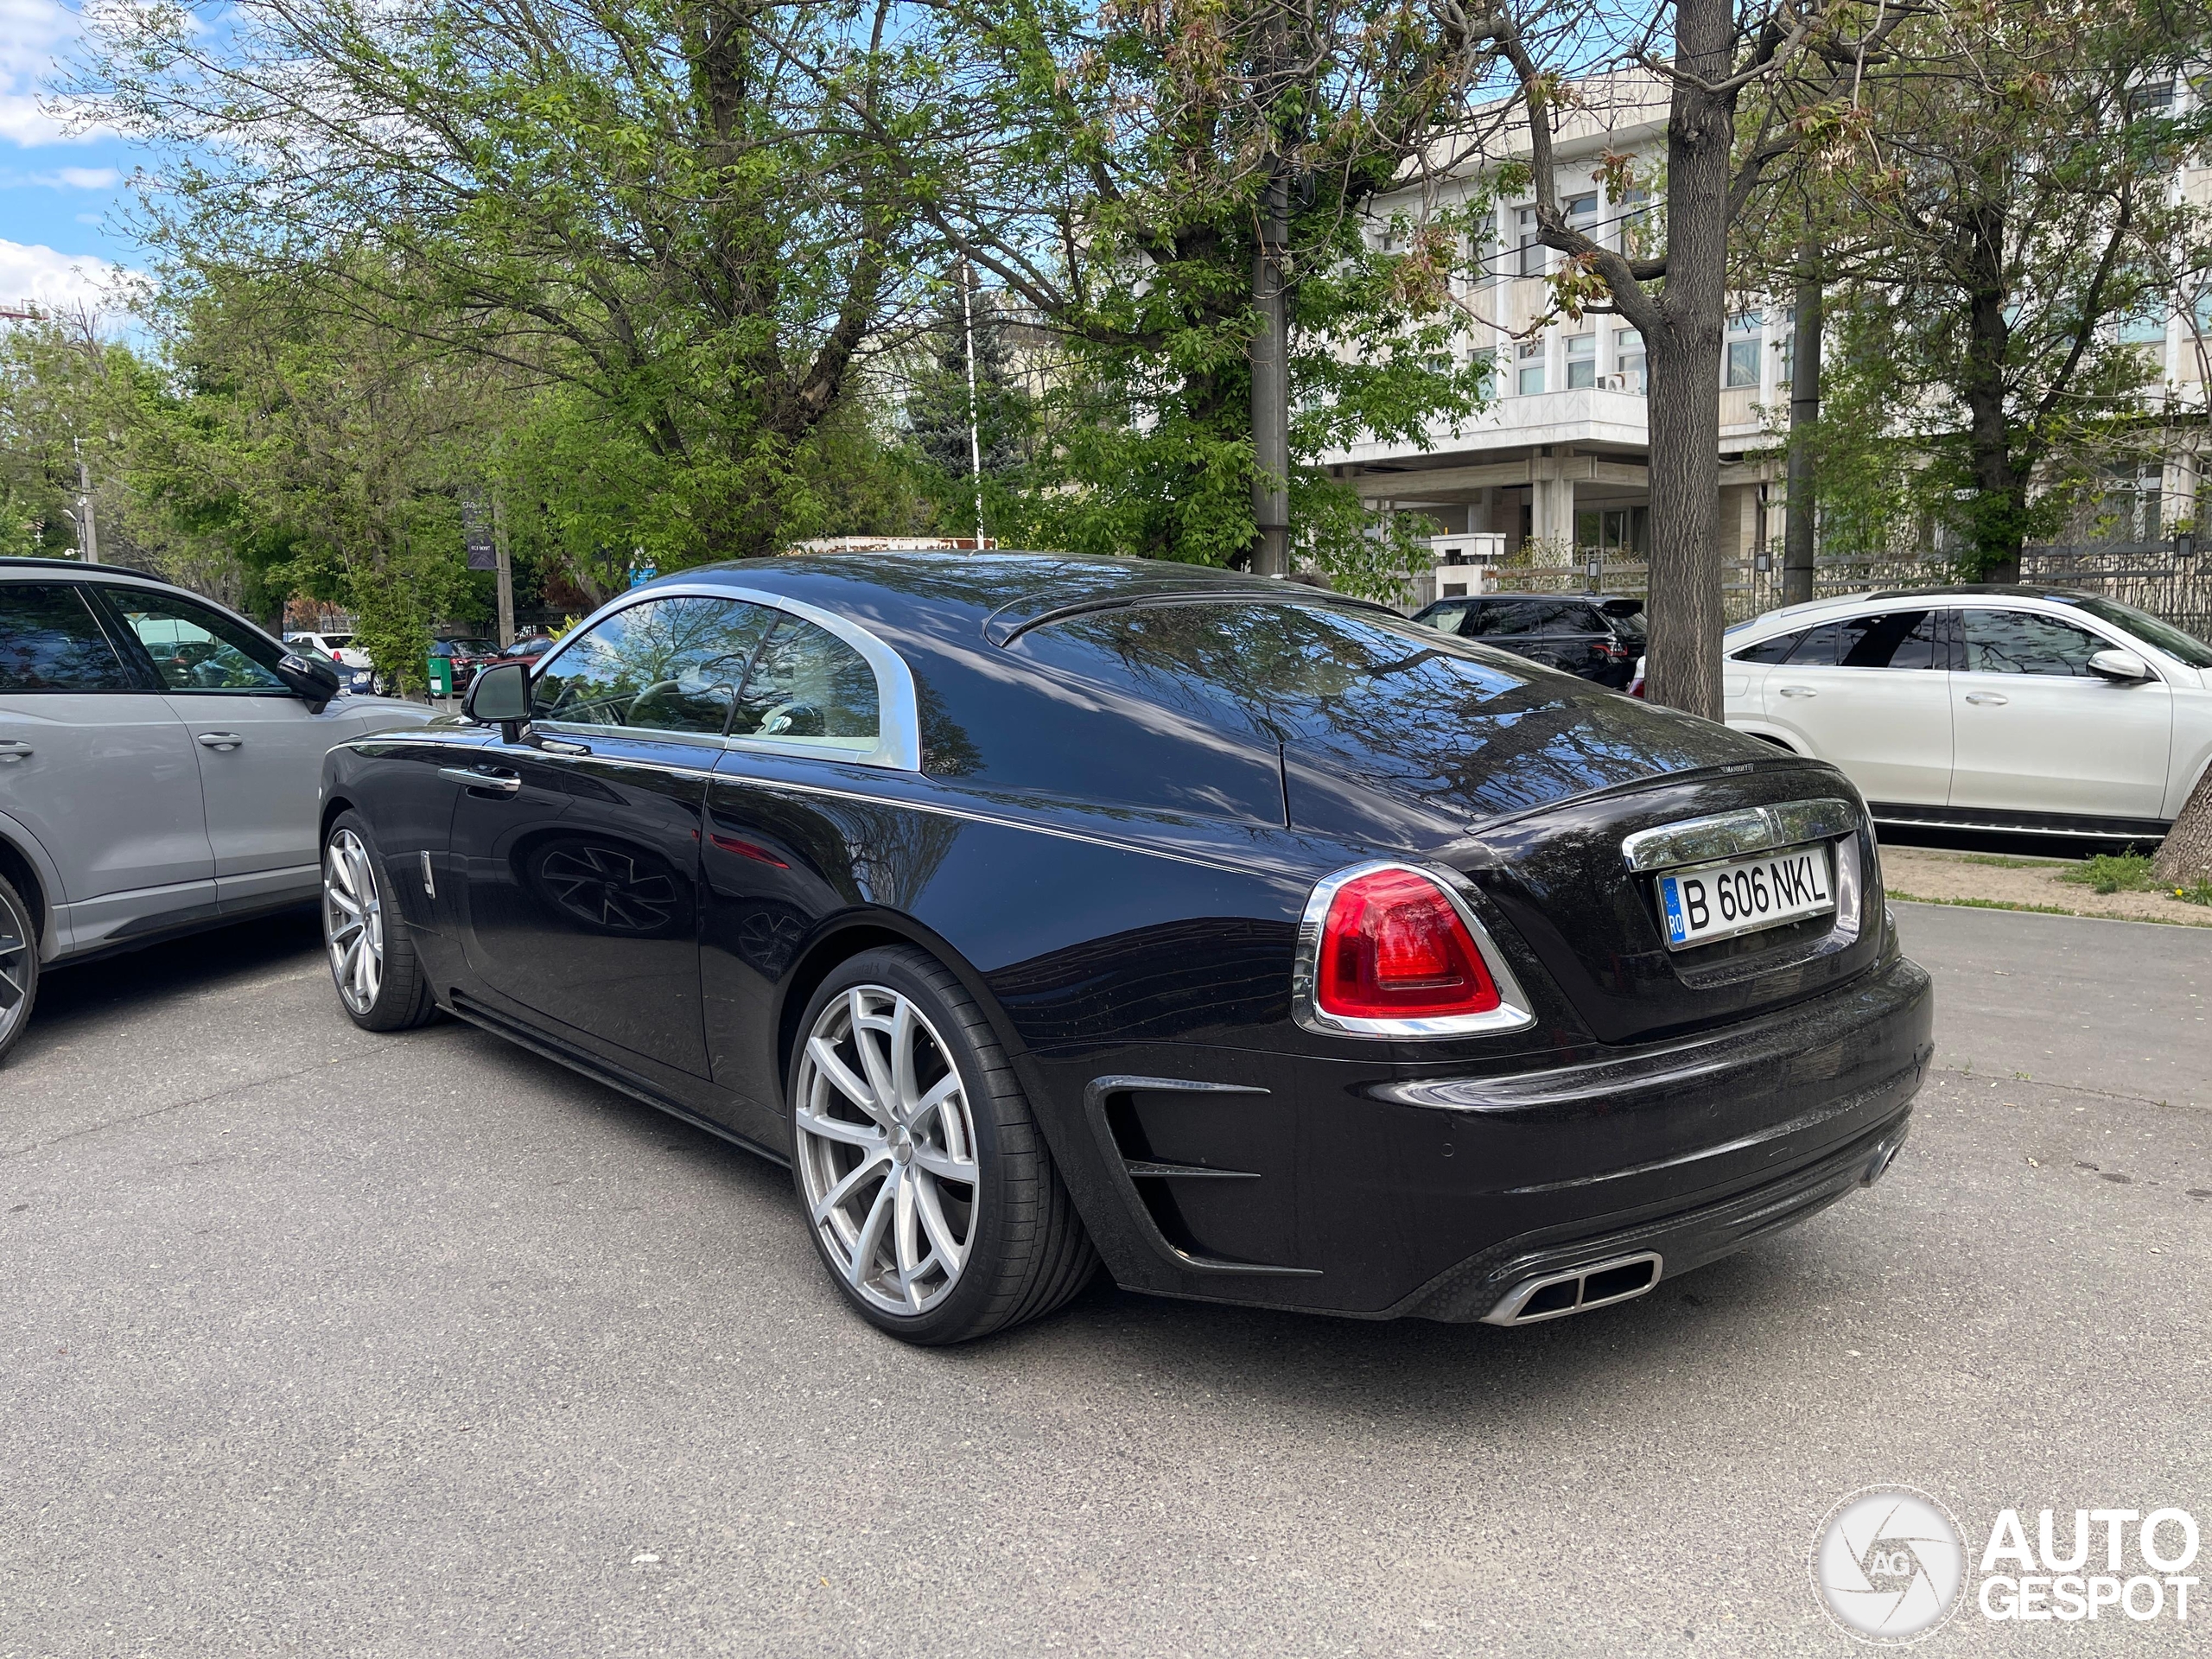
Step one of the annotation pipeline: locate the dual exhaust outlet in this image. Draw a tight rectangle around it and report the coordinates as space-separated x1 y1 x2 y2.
1482 1123 1909 1326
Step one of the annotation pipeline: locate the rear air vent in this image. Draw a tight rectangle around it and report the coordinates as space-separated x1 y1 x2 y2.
1482 1252 1662 1325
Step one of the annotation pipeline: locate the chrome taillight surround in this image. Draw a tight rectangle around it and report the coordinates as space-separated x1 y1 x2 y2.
1291 860 1537 1039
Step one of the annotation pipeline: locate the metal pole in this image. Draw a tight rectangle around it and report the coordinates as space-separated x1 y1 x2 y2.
1783 257 1822 607
961 260 985 547
1251 161 1292 577
492 491 517 648
73 437 99 564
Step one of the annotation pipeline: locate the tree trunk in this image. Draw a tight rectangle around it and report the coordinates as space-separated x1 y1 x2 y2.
1250 162 1292 578
2154 762 2212 887
1641 0 1734 721
1783 259 1821 607
1960 209 2025 582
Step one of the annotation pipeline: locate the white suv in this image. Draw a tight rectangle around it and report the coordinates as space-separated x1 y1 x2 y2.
1720 585 2212 838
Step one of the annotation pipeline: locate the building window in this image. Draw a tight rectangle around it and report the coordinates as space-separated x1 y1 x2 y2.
1724 315 1764 389
1565 194 1598 242
1516 339 1546 396
1516 207 1543 276
2116 304 2167 346
1616 328 1647 395
1565 333 1596 389
1616 188 1653 254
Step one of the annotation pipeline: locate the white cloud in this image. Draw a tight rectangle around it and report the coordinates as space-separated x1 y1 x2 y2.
0 0 103 146
0 237 144 314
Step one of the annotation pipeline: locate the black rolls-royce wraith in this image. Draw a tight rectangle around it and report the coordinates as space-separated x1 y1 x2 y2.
317 555 1931 1344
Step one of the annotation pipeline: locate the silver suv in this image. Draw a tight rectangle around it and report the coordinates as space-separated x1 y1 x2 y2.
0 560 437 1061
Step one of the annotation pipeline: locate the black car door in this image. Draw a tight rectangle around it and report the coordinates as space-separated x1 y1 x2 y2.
447 593 779 1078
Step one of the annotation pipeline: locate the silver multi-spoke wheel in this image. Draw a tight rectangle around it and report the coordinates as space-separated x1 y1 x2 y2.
323 828 385 1016
794 984 980 1317
0 890 30 1052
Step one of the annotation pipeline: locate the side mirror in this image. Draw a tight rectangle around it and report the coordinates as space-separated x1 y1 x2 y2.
2088 648 2153 683
464 658 533 736
276 651 342 710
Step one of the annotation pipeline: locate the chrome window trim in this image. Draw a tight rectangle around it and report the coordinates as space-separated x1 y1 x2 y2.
1291 860 1537 1039
529 581 920 772
1619 798 1857 874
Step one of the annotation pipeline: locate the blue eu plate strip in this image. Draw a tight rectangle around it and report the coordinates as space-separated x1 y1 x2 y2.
1660 875 1687 944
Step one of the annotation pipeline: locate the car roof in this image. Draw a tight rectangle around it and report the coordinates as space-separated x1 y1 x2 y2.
636 551 1396 645
0 557 185 591
1728 585 2112 636
1421 591 1638 607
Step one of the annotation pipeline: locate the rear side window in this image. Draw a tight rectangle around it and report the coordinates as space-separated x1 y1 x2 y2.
1961 609 2109 677
1421 602 1473 636
0 583 135 691
1836 609 1948 669
728 616 880 747
1732 628 1807 664
536 594 778 734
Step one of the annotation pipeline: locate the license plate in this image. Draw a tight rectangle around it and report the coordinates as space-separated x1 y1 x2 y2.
1656 842 1834 950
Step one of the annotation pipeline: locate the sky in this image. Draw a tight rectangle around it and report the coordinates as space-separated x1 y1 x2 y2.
0 0 150 315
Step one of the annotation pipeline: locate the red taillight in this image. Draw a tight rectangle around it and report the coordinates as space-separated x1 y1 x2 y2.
1314 868 1501 1020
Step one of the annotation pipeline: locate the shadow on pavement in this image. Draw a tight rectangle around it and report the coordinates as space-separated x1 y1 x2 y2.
33 905 324 1033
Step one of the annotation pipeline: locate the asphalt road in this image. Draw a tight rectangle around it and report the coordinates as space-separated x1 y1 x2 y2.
2 902 2208 1657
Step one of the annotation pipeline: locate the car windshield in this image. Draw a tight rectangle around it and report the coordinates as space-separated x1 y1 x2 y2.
2055 595 2212 669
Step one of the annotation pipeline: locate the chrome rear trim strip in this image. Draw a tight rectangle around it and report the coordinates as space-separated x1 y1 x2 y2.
1620 798 1857 873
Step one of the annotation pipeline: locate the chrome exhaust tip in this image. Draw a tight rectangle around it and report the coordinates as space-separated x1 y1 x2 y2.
1482 1251 1664 1326
1861 1126 1910 1187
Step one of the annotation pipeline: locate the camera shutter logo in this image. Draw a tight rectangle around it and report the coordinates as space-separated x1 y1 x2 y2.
1811 1486 1967 1643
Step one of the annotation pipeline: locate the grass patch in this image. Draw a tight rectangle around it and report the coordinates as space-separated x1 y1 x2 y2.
2058 852 2159 894
1950 852 2064 869
2175 879 2212 907
1886 892 2082 918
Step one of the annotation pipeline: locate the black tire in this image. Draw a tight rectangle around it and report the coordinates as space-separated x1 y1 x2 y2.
0 873 40 1067
322 810 437 1033
789 946 1098 1344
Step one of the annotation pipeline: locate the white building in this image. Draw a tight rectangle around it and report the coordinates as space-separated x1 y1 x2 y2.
1329 69 2211 602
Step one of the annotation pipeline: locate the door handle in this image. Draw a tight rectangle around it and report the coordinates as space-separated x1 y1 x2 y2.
440 765 522 796
537 737 591 755
197 732 245 750
1963 691 2010 706
0 741 30 763
1777 685 1816 698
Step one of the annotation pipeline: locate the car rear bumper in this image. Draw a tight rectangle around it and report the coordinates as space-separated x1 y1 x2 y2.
1040 947 1934 1319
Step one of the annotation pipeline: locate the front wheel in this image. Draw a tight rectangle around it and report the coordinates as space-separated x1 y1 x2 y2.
790 947 1097 1344
322 813 436 1032
0 874 40 1066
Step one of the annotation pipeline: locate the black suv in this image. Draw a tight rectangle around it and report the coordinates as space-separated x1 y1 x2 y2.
1414 593 1646 690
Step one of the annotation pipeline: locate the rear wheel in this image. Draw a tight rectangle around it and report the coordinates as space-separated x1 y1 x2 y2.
322 812 436 1032
790 947 1097 1344
0 874 40 1066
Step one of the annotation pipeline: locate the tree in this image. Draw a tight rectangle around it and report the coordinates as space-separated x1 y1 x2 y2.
1741 0 2212 581
73 0 930 574
1470 0 1922 717
870 0 1494 598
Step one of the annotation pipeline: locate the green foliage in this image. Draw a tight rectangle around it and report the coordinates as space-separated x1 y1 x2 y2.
1741 0 2212 573
75 0 931 582
900 0 1496 598
2060 853 2159 895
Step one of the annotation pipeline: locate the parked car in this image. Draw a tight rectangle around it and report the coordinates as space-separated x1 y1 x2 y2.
286 629 372 673
1414 592 1646 689
1719 585 2212 840
317 554 1930 1344
484 633 559 671
431 636 499 693
289 639 375 696
0 559 440 1063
